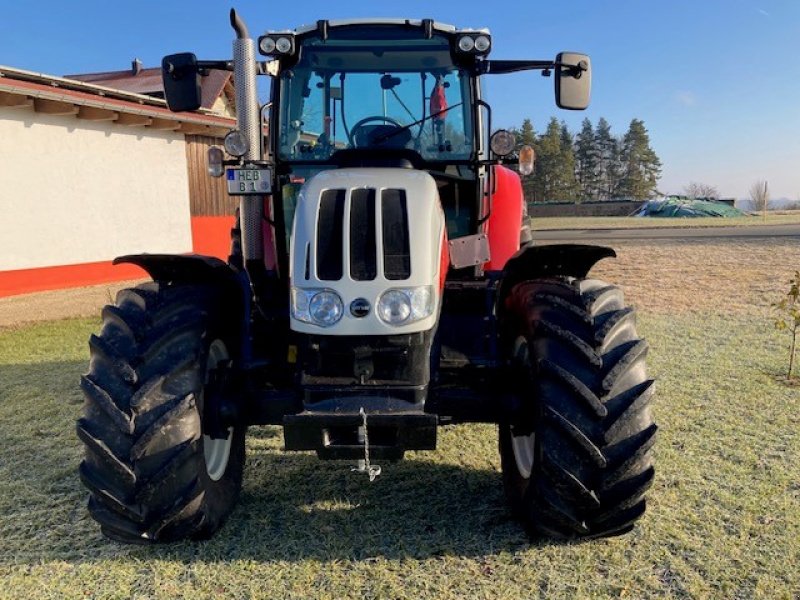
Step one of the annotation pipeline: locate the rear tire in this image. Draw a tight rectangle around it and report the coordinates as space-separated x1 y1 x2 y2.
77 282 245 543
500 277 656 539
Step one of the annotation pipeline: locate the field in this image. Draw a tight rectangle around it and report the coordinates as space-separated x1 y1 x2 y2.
1 239 799 599
532 211 800 231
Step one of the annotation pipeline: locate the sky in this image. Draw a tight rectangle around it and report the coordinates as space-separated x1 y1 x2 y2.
1 0 798 200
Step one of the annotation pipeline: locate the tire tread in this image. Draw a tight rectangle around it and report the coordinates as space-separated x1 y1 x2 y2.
501 276 656 539
78 282 244 543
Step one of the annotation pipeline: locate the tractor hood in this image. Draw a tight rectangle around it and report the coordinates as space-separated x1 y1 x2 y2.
289 168 446 335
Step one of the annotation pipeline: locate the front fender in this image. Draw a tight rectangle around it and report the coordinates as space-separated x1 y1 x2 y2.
496 243 615 318
114 253 252 360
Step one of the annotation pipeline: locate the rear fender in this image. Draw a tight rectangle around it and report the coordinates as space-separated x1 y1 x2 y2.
496 243 615 319
114 253 253 361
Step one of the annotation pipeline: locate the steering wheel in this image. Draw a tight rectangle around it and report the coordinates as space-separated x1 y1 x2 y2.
348 115 404 147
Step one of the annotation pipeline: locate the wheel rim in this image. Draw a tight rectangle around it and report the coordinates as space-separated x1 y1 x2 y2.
203 339 233 482
510 336 535 479
511 430 536 479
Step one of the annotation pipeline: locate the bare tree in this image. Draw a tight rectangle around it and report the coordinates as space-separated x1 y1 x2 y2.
684 182 719 199
749 180 770 212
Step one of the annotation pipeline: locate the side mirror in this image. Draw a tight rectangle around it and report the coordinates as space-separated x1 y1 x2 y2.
555 52 591 110
161 53 202 112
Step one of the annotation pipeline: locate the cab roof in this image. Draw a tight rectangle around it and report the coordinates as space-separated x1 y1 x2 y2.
272 19 489 36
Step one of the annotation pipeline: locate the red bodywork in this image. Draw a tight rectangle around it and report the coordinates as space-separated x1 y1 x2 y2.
485 165 524 271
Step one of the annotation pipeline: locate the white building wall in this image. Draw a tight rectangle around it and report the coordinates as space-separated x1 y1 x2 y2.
0 108 193 270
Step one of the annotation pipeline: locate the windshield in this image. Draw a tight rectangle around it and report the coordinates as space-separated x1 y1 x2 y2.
277 30 474 162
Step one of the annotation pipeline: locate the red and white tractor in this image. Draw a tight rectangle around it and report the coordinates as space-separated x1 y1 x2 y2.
78 10 656 543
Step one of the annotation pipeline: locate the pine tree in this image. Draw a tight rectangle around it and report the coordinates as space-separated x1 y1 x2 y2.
531 118 560 202
559 122 580 201
516 118 536 147
594 117 621 200
617 119 662 200
532 118 579 202
594 117 622 200
575 118 600 200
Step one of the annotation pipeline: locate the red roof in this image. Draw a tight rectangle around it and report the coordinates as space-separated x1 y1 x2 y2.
0 65 235 134
66 66 232 111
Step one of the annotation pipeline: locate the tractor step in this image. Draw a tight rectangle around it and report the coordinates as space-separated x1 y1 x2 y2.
283 411 437 459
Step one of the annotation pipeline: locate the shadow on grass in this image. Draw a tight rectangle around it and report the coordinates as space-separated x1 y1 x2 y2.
0 360 561 566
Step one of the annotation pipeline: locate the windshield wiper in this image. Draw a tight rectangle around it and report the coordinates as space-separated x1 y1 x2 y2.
372 102 464 144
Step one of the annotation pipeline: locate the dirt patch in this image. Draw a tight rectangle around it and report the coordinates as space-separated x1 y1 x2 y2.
0 280 146 329
590 239 800 315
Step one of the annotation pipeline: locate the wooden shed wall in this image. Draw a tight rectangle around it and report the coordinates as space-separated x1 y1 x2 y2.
185 134 236 216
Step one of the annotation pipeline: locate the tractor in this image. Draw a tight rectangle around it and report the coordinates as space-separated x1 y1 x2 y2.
77 10 656 543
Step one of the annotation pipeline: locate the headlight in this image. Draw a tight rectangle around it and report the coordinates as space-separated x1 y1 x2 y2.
275 37 293 53
258 34 295 56
378 286 433 326
224 130 249 158
490 129 516 156
310 291 343 326
291 288 343 327
457 36 475 52
259 37 276 54
377 290 411 325
474 35 491 53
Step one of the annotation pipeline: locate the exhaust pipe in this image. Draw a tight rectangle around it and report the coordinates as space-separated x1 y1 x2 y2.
230 8 263 262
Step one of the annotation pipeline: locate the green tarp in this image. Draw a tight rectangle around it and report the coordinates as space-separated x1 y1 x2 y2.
636 196 745 218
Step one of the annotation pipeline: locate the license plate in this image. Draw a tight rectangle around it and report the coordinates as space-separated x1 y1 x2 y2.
226 168 272 195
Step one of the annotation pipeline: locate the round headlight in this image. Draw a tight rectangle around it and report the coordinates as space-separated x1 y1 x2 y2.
309 291 343 327
474 35 491 53
377 290 412 325
457 36 475 52
490 129 516 156
275 37 292 53
224 130 249 158
259 37 276 54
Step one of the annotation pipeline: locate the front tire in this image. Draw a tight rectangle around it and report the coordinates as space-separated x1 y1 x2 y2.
77 283 245 543
500 277 656 539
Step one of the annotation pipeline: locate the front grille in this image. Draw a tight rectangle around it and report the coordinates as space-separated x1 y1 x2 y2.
317 189 345 281
381 189 411 280
314 187 411 282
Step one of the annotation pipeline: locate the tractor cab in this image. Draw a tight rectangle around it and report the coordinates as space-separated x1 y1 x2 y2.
273 23 477 162
271 22 481 241
263 20 588 252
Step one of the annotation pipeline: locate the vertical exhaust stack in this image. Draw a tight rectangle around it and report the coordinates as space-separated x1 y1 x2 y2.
230 9 264 262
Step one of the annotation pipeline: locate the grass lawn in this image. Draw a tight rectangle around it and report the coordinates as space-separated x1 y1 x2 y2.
0 311 798 599
531 212 800 230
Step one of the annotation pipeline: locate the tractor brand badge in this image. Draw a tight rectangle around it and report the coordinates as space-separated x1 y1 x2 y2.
350 298 370 318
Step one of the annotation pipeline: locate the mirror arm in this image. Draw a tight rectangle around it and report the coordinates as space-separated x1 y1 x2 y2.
196 60 234 72
481 59 587 78
169 59 271 76
163 59 233 80
481 60 554 75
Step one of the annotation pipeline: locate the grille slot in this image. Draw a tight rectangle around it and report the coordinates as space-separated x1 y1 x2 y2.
381 189 411 280
316 189 345 280
349 188 377 281
303 242 311 280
